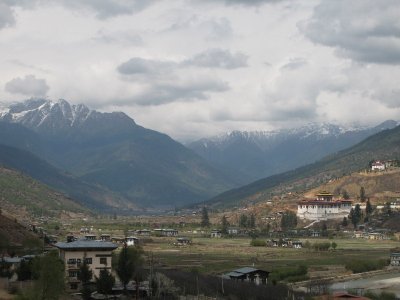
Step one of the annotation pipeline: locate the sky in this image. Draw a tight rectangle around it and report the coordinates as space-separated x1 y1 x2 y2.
1 0 400 141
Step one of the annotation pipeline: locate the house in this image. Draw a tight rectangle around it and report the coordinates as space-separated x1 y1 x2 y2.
292 241 302 249
297 191 352 221
211 229 222 238
227 227 239 235
224 267 269 285
371 160 386 171
135 229 151 236
390 249 400 266
175 237 191 246
55 239 118 291
309 230 321 237
125 236 139 246
154 229 179 237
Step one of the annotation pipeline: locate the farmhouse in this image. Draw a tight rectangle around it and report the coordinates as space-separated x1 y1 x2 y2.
297 191 352 221
224 267 269 285
55 239 118 291
154 228 179 237
211 229 222 238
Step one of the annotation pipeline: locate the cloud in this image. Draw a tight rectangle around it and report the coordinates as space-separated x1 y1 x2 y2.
57 0 155 19
281 57 307 70
117 57 176 76
132 79 229 106
0 3 16 30
184 48 248 69
5 74 49 96
198 0 287 6
301 0 400 64
93 29 143 46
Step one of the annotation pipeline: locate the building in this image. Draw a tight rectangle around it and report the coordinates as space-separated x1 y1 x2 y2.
224 267 269 285
125 236 139 246
371 160 386 171
54 239 118 290
211 229 222 238
390 249 400 266
175 237 191 246
154 229 179 237
227 227 239 235
297 192 352 221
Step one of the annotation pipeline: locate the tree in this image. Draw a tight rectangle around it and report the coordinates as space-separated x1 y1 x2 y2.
201 207 210 227
341 217 348 227
17 260 32 281
248 214 256 228
239 214 248 228
78 259 93 300
321 222 328 237
116 244 144 296
360 187 366 202
21 251 65 300
342 189 350 200
221 215 229 235
280 211 297 230
366 199 373 216
331 242 337 250
96 268 115 299
350 204 362 228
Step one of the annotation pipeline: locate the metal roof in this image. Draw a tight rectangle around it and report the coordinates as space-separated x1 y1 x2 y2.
233 267 259 274
54 240 118 250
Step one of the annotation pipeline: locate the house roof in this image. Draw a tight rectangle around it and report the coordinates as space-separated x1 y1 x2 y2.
55 240 118 250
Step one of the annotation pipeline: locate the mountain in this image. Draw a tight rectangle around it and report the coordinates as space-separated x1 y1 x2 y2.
0 143 133 211
0 99 236 208
0 166 86 218
188 121 398 184
205 124 400 209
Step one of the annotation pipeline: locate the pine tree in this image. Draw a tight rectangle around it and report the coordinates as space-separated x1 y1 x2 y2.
360 187 366 202
78 259 93 300
350 204 362 228
248 214 256 229
96 268 115 299
366 199 373 216
201 207 210 227
341 217 348 227
342 189 350 200
239 214 248 228
221 215 229 235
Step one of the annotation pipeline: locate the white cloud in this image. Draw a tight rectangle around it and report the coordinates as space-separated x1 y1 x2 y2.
5 74 49 96
0 0 399 140
301 0 400 64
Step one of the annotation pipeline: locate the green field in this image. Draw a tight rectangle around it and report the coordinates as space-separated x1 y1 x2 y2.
142 237 398 278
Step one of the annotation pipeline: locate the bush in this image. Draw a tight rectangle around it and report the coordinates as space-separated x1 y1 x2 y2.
364 291 396 300
313 242 331 251
345 259 387 274
270 265 308 283
250 239 266 247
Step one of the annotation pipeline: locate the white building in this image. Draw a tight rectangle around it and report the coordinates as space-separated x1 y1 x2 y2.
371 160 386 171
297 192 352 221
55 239 118 291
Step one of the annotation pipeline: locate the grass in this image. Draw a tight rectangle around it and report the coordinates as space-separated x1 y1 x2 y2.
142 236 396 278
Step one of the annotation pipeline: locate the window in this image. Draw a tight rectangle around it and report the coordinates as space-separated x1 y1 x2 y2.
69 271 78 278
85 258 92 264
70 283 78 290
67 258 76 264
77 259 81 266
100 257 107 265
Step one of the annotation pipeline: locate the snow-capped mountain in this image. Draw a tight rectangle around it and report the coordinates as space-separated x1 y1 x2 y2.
0 98 133 137
188 121 399 184
0 98 236 208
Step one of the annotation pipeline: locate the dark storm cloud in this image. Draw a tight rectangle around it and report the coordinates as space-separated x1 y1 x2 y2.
301 0 400 64
5 75 49 96
184 48 248 69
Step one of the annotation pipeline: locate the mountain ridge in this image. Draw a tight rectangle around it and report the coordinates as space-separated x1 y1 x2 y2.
0 98 237 209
